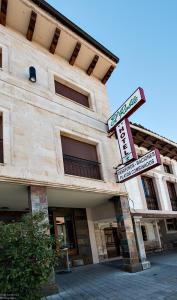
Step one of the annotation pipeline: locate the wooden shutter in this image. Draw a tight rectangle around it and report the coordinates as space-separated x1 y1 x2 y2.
141 176 159 210
142 177 156 198
55 80 89 108
61 136 98 162
167 181 177 210
167 182 176 200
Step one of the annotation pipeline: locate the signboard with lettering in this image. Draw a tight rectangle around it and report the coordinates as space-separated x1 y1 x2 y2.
116 118 137 164
117 149 161 183
107 87 146 132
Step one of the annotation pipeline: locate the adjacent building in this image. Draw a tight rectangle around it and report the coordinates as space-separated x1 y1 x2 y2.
127 123 177 255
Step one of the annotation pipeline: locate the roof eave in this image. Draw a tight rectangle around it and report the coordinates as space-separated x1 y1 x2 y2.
30 0 119 64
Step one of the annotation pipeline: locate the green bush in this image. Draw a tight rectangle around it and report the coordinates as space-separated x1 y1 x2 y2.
0 211 57 300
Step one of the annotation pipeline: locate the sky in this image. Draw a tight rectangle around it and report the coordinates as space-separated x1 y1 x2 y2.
47 0 177 142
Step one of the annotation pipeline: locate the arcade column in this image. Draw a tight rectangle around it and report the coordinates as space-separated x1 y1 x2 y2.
112 196 142 272
133 217 151 270
28 186 48 214
28 185 59 296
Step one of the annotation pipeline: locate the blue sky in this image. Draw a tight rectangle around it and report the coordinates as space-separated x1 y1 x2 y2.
47 0 177 142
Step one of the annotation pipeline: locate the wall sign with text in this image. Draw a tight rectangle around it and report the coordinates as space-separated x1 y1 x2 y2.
107 86 161 183
116 118 137 164
107 87 146 132
117 149 161 183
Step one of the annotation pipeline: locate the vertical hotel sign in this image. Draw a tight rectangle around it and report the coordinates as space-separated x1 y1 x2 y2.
107 87 161 183
116 118 137 164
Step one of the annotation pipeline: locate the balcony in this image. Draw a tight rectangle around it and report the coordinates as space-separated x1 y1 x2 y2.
0 138 3 163
171 199 177 211
63 154 101 180
146 197 159 210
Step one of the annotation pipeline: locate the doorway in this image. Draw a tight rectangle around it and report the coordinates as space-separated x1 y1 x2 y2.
49 207 93 265
104 227 120 258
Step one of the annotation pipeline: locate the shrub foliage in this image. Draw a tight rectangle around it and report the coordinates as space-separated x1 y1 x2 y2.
0 211 57 300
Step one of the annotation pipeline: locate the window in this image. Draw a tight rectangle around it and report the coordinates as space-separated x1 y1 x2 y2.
55 80 89 108
0 115 3 163
141 176 159 210
166 218 177 232
166 181 177 211
164 163 172 174
0 48 2 68
56 216 76 249
141 225 148 241
61 136 101 179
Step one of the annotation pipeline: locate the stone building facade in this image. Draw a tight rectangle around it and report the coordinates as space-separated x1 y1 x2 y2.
1 0 175 276
0 0 144 273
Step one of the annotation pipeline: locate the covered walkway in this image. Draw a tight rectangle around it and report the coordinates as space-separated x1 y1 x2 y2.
47 250 177 300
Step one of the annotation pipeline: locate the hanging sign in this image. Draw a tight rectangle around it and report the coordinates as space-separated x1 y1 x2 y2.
117 149 161 183
116 118 137 164
107 87 146 132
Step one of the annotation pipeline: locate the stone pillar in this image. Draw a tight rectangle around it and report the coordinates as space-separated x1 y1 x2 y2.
28 186 48 214
133 217 151 270
154 221 162 250
28 185 59 296
86 208 99 264
94 223 108 262
112 196 142 272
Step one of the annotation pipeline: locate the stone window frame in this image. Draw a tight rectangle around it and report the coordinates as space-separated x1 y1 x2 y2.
48 70 97 113
0 107 11 166
165 218 177 234
60 132 103 181
0 42 9 73
140 175 162 211
165 180 177 211
54 125 105 181
163 163 173 175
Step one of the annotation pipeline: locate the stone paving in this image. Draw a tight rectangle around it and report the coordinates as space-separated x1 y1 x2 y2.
47 251 177 300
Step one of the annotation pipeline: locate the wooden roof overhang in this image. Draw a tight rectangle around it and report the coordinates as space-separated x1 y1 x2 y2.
0 0 119 83
131 124 177 161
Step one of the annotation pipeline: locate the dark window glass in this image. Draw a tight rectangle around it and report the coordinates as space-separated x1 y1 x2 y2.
166 218 177 231
141 176 159 210
55 80 89 108
164 164 172 174
166 181 177 211
0 49 2 68
56 215 76 249
0 115 3 163
141 225 148 241
61 136 101 179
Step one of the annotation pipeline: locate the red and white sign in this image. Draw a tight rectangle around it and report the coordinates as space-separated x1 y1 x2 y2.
116 118 137 164
107 87 146 132
117 149 161 183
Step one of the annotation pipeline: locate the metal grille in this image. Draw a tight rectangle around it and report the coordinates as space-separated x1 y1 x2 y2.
63 154 101 180
171 199 177 211
146 197 159 210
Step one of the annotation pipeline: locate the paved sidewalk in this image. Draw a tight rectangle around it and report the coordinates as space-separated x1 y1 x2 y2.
47 251 177 300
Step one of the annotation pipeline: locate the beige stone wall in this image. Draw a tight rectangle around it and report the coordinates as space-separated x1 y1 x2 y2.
0 25 125 195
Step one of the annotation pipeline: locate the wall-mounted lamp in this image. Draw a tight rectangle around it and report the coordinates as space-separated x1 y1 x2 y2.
29 66 36 82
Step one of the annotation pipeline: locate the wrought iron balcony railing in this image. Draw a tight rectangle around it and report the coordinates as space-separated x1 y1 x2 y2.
171 198 177 211
63 154 101 180
146 197 159 210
